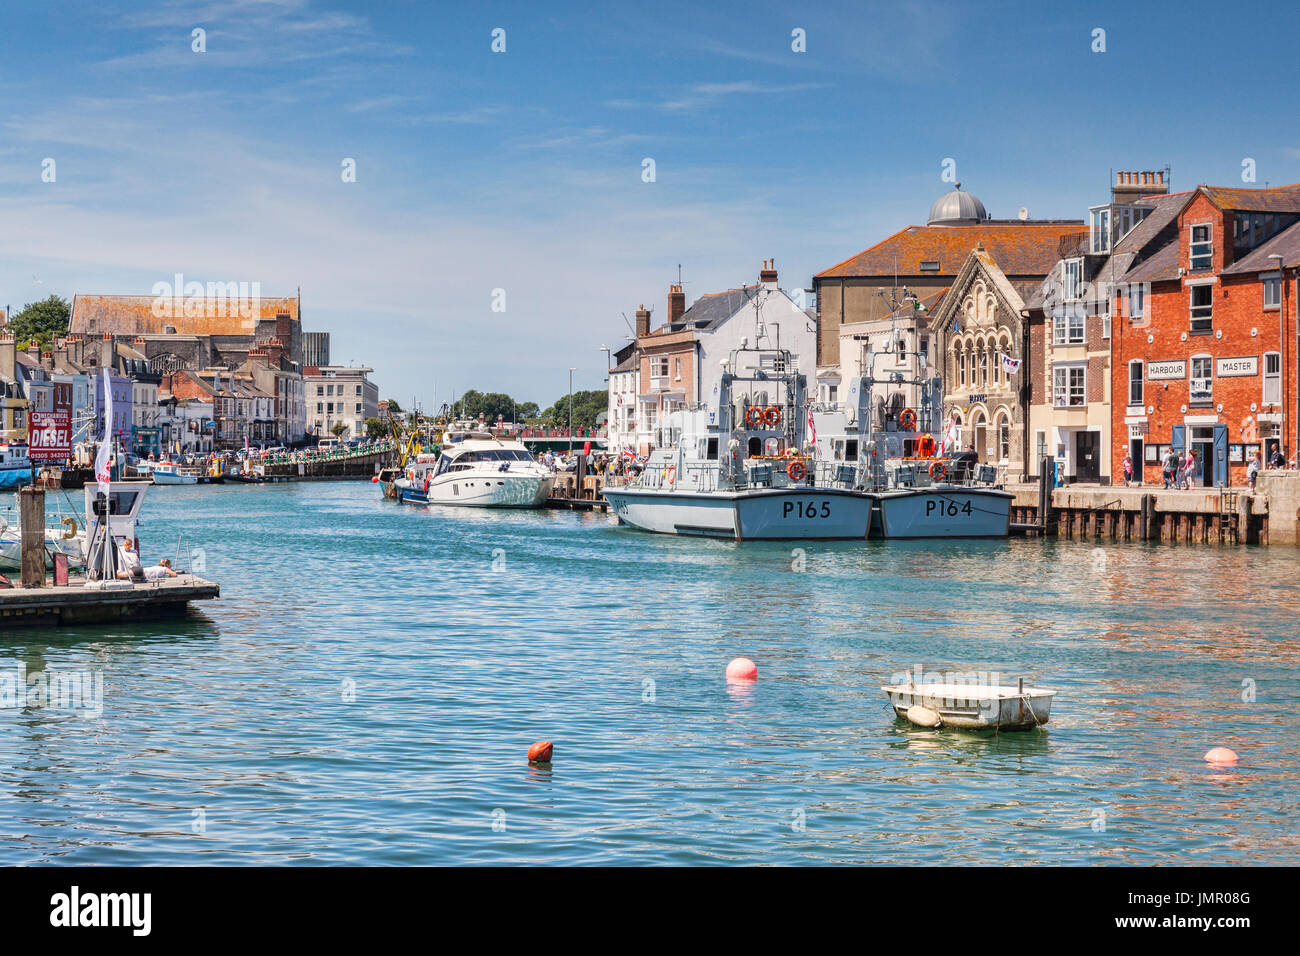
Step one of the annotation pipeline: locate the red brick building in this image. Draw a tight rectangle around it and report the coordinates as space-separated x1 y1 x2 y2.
1110 183 1300 486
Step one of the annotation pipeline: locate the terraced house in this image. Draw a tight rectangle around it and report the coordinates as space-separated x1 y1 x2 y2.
1109 182 1300 487
1024 171 1172 484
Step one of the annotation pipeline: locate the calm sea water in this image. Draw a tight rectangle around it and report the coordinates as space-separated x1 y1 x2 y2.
2 480 1298 865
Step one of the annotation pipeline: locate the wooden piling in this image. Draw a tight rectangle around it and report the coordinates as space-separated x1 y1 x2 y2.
19 486 45 589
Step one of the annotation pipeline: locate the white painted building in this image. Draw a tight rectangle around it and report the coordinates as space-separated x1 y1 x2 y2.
606 351 642 456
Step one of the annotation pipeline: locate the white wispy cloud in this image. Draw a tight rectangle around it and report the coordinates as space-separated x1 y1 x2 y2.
608 80 830 112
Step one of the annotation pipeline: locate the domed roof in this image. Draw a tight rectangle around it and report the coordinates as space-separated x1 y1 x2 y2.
928 183 988 225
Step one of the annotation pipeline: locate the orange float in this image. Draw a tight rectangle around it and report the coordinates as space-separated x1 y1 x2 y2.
899 408 918 431
787 459 807 481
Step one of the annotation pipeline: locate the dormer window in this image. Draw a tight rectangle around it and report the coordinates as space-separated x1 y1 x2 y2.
1063 258 1082 301
1189 224 1213 272
919 260 940 272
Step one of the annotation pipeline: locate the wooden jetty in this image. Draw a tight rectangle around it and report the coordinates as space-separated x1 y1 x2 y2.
545 472 612 513
1004 457 1281 545
0 575 220 628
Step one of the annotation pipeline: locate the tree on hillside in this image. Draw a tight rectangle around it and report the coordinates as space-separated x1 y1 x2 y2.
540 389 606 429
383 398 402 413
9 294 71 350
365 417 386 438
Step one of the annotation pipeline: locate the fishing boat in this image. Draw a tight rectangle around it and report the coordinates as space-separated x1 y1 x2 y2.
603 344 876 540
0 443 32 491
881 678 1054 731
151 461 201 485
393 427 553 508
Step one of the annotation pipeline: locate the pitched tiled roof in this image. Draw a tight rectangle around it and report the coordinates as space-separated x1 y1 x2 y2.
71 294 299 337
1201 183 1300 213
667 285 757 332
1120 240 1180 283
1222 219 1300 274
816 222 1087 279
1114 192 1193 254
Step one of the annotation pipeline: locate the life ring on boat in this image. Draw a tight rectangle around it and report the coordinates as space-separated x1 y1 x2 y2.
915 434 936 458
899 408 918 431
745 406 765 427
929 460 947 482
786 459 807 481
763 405 782 427
666 465 677 486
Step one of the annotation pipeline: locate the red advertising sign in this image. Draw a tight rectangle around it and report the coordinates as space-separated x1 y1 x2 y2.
28 410 72 462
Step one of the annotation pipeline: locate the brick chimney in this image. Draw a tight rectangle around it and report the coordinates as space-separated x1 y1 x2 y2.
760 258 779 288
635 304 651 338
668 285 685 326
98 333 115 371
41 351 54 371
0 329 15 385
1112 170 1169 206
26 340 41 363
67 334 85 368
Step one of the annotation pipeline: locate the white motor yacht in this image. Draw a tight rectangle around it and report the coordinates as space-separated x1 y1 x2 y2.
393 428 553 508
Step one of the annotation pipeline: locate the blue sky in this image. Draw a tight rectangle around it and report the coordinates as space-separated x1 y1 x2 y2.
2 0 1298 408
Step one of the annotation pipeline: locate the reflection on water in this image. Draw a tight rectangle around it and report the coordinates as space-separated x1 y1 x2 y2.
1 481 1298 865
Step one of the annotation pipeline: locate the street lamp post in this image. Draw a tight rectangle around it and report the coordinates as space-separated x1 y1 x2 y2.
568 367 576 456
1268 253 1287 462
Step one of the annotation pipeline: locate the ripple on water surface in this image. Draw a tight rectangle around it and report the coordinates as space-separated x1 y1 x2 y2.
1 482 1297 864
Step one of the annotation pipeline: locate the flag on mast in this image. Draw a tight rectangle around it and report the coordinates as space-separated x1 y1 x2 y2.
938 414 959 455
806 404 817 445
94 367 113 497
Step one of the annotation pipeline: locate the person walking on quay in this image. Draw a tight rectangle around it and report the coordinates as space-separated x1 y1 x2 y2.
1248 451 1262 492
1182 449 1196 490
1268 446 1284 469
1122 453 1134 487
1162 448 1175 489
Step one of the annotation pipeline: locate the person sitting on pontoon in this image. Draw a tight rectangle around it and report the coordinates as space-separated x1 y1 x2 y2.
117 540 145 581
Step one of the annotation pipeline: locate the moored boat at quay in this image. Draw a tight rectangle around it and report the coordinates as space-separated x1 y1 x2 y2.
604 343 878 540
393 426 553 508
811 349 1013 538
605 337 1012 540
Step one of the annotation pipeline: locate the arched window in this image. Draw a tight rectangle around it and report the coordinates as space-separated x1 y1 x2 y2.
978 349 988 387
958 348 966 387
997 413 1010 461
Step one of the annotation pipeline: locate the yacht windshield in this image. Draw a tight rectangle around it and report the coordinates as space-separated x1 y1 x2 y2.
452 449 532 462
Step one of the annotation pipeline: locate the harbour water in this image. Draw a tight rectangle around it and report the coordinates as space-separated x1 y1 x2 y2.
2 481 1298 865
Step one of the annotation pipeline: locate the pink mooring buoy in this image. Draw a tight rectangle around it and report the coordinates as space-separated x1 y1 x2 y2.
1204 747 1239 765
726 657 758 681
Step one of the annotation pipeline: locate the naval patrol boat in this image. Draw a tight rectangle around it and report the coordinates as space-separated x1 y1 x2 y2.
602 345 874 540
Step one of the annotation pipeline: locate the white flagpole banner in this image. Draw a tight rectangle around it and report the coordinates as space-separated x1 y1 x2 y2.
95 367 113 497
1001 353 1022 375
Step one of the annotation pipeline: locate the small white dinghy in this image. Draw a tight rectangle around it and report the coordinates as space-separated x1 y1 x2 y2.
882 679 1053 731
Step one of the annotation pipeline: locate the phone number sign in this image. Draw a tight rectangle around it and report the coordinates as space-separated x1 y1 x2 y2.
28 410 72 462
